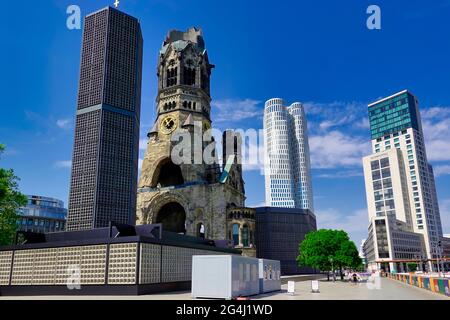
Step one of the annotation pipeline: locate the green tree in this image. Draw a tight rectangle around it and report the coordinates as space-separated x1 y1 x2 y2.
0 144 27 245
297 229 362 281
334 233 362 279
406 262 417 273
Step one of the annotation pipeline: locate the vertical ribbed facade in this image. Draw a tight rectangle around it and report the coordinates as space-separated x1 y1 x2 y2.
67 7 143 231
263 98 313 211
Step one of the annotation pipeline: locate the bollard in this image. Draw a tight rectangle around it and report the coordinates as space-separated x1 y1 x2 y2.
287 281 295 295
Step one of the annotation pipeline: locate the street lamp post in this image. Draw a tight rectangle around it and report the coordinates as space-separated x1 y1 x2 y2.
437 241 443 277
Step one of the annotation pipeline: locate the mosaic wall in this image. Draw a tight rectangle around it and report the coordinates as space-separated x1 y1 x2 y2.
1 242 230 287
9 245 107 286
161 246 221 283
139 243 161 284
0 251 12 286
107 243 137 285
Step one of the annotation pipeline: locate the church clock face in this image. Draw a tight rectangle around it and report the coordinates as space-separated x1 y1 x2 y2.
160 116 178 134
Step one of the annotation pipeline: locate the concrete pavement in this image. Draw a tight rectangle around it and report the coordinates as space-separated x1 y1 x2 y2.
0 277 447 300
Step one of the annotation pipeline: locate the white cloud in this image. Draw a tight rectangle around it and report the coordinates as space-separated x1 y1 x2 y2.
433 165 450 177
54 160 72 168
309 131 371 169
315 170 363 179
56 119 72 129
138 158 143 170
318 115 358 131
247 201 266 208
212 99 262 124
439 199 450 234
421 107 450 120
316 208 369 245
304 101 368 131
139 138 148 150
353 118 370 130
421 108 450 162
426 140 450 162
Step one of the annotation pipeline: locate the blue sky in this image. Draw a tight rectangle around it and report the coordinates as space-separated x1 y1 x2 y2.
1 0 450 247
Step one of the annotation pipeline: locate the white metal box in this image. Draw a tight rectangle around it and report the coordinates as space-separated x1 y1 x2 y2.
191 255 259 299
258 259 281 293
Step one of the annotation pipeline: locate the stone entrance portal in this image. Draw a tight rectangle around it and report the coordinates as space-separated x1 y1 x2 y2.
155 202 186 233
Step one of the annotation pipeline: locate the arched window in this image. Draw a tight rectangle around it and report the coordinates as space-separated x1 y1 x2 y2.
232 224 239 246
166 67 177 87
155 160 184 187
184 67 196 86
242 225 249 247
156 202 186 233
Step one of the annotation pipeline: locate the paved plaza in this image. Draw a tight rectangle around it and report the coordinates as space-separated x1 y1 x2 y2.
0 277 447 300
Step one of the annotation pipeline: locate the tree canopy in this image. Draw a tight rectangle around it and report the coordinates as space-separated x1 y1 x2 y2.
297 229 362 275
0 144 27 245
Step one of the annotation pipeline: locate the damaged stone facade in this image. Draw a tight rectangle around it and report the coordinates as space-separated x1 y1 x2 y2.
137 28 254 249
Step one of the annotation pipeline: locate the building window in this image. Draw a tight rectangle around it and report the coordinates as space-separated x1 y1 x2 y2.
166 67 177 87
372 170 381 180
381 168 391 178
183 67 196 86
242 225 249 247
232 223 239 246
371 160 380 170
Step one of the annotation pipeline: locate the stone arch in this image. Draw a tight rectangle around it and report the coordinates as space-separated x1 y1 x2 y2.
150 157 184 188
145 192 190 228
156 202 186 233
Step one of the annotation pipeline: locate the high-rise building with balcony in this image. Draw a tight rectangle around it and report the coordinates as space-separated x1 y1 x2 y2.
362 90 444 272
66 7 143 231
263 98 313 211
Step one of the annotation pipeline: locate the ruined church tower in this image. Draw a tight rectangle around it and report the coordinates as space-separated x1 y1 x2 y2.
136 28 250 243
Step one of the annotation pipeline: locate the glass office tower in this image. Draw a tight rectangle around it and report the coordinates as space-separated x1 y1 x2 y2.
363 90 444 272
263 98 313 211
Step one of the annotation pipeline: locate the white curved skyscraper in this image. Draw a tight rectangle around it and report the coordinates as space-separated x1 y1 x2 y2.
263 98 314 211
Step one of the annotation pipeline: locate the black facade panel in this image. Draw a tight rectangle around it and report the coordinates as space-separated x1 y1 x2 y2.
255 207 317 275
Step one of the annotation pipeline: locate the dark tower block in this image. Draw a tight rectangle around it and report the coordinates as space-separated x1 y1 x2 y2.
137 28 250 243
67 7 143 231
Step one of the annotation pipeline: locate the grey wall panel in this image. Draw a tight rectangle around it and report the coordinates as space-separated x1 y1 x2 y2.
192 255 260 299
258 259 281 293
